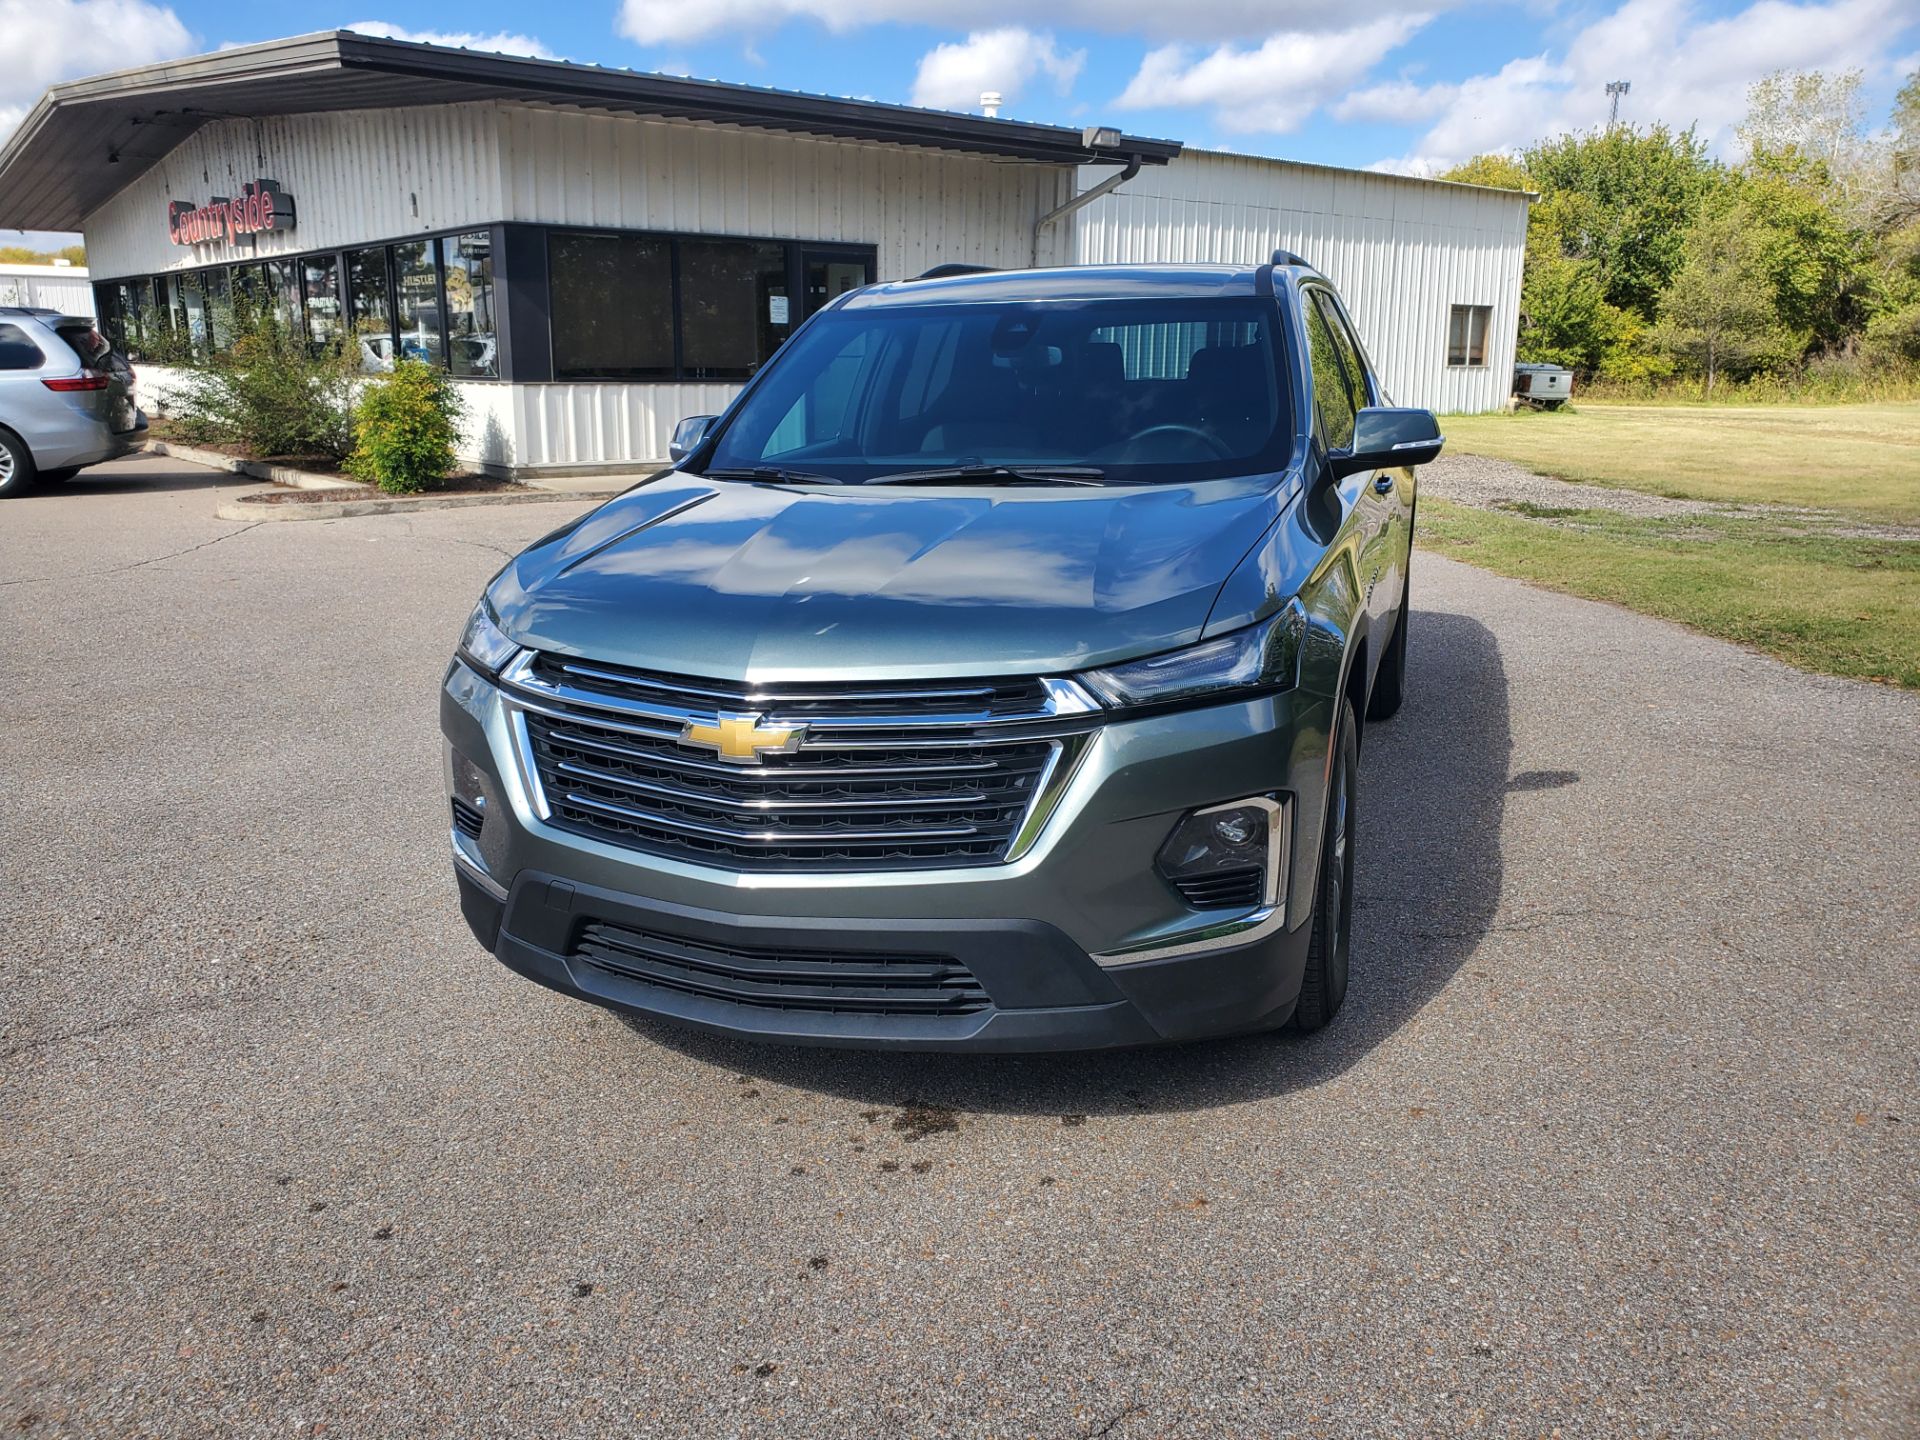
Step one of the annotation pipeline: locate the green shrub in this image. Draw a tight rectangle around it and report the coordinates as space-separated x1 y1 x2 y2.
348 359 466 494
159 303 357 461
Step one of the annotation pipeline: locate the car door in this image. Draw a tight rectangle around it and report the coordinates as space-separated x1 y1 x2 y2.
1300 289 1391 653
1307 288 1403 633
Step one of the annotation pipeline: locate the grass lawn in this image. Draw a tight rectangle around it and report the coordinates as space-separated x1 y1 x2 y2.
1417 500 1920 688
1441 402 1920 524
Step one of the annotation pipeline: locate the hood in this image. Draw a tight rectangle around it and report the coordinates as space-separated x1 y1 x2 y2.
490 471 1295 681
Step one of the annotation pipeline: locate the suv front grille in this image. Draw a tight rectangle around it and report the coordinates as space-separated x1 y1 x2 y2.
504 653 1089 871
572 921 991 1016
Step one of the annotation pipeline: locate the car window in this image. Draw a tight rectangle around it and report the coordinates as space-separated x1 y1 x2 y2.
1310 291 1371 412
0 322 45 370
54 323 111 370
707 296 1292 485
1303 298 1357 451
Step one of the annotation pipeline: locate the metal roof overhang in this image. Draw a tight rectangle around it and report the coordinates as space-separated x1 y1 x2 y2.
0 31 1182 233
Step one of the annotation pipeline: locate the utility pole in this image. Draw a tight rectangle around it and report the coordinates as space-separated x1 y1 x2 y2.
1606 80 1631 127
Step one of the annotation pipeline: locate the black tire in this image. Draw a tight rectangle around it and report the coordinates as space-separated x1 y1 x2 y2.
0 430 34 498
1292 695 1357 1033
38 466 81 483
1366 573 1410 721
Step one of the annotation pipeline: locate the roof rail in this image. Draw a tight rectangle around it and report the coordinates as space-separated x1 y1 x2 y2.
1270 248 1311 268
912 263 998 281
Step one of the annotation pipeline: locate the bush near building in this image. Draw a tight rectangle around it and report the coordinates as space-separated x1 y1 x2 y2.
348 360 465 494
155 303 358 462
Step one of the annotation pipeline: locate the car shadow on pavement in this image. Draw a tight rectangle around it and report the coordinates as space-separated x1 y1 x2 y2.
622 609 1511 1117
36 464 252 497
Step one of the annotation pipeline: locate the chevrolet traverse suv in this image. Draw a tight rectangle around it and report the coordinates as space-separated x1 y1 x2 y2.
442 254 1440 1050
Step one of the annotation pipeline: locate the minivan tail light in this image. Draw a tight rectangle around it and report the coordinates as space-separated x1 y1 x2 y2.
42 374 110 392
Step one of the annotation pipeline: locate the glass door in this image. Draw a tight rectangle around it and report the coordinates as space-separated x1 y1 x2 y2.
801 251 875 319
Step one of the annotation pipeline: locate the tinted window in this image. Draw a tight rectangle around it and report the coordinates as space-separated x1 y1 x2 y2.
55 323 111 369
1304 300 1357 450
707 297 1291 484
347 248 393 371
1309 291 1369 414
0 323 44 370
392 240 444 368
550 231 673 380
441 231 497 378
303 255 342 346
679 240 790 379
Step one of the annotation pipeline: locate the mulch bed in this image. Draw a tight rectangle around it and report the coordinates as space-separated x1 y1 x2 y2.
244 476 532 503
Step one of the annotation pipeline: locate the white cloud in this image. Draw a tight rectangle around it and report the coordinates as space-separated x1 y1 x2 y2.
910 29 1086 112
343 21 557 60
1114 16 1430 133
619 0 1442 47
1332 78 1458 124
1368 0 1912 174
0 0 192 143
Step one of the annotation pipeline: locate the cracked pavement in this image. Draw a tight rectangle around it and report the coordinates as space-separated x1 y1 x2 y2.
3 453 1917 1437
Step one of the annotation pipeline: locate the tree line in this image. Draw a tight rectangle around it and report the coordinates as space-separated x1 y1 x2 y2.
1443 69 1920 397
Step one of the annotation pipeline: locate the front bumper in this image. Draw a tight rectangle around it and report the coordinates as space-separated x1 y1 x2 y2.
442 659 1336 1052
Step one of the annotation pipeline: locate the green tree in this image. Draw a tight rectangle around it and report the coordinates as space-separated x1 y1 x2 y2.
1523 124 1721 321
1654 203 1789 394
1439 153 1532 192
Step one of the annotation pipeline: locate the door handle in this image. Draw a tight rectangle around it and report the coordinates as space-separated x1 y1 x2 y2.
1373 475 1394 495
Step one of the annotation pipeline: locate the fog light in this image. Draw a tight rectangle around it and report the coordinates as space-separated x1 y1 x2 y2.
446 746 508 887
1156 797 1284 910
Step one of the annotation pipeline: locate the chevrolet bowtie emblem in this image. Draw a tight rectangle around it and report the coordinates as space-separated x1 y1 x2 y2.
679 711 806 764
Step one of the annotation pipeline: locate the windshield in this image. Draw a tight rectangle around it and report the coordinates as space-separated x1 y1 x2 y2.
701 296 1294 485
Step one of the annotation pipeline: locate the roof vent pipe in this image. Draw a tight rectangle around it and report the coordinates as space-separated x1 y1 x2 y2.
1030 152 1141 266
980 91 1002 118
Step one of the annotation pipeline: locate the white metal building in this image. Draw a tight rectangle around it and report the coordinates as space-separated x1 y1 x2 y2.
0 262 94 316
0 31 1529 475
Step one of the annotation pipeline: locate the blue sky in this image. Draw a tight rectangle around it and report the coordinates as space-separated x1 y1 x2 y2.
4 0 1917 249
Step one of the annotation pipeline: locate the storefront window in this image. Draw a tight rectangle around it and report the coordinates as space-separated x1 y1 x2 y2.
302 254 342 348
550 231 673 380
679 239 790 379
392 240 444 369
263 259 301 333
347 247 394 372
440 231 497 379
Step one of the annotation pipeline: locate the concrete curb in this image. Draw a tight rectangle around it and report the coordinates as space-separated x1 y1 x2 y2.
213 489 604 523
146 439 367 491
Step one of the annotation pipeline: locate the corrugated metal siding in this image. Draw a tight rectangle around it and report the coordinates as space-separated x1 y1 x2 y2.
81 106 504 280
1073 151 1530 413
0 266 93 314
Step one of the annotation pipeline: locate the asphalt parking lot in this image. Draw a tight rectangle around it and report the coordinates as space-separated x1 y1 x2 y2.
4 453 1916 1438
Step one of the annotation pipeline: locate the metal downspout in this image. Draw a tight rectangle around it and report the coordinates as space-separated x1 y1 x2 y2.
1030 155 1142 266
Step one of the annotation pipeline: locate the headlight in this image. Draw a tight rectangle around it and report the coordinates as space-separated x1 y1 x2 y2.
457 601 520 677
1079 602 1305 709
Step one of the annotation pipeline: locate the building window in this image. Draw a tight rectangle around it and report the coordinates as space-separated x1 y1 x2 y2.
1447 304 1490 367
302 254 342 347
347 247 394 371
679 239 791 379
263 259 300 333
440 231 498 379
549 231 674 380
391 240 444 369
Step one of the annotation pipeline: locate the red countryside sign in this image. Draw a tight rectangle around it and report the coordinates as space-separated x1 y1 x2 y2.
167 179 296 248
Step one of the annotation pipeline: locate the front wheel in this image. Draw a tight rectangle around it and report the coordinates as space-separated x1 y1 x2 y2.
1292 696 1358 1032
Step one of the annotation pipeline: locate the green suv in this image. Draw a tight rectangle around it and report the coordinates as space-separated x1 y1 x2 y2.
442 253 1439 1050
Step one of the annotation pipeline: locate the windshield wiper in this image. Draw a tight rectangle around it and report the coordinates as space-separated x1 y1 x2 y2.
702 466 845 485
864 464 1107 487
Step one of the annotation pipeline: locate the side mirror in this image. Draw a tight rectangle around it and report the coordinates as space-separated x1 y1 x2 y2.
668 414 716 465
1332 406 1444 477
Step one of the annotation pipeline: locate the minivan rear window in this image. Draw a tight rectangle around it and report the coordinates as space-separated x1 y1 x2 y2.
705 296 1294 484
54 323 112 370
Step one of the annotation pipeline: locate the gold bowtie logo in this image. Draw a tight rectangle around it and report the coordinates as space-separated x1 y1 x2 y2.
679 711 806 764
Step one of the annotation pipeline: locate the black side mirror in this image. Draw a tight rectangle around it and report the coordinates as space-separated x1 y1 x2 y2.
1332 406 1444 477
668 414 717 465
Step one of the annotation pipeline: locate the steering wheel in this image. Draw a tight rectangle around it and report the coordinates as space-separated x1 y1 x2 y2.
1123 424 1234 460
